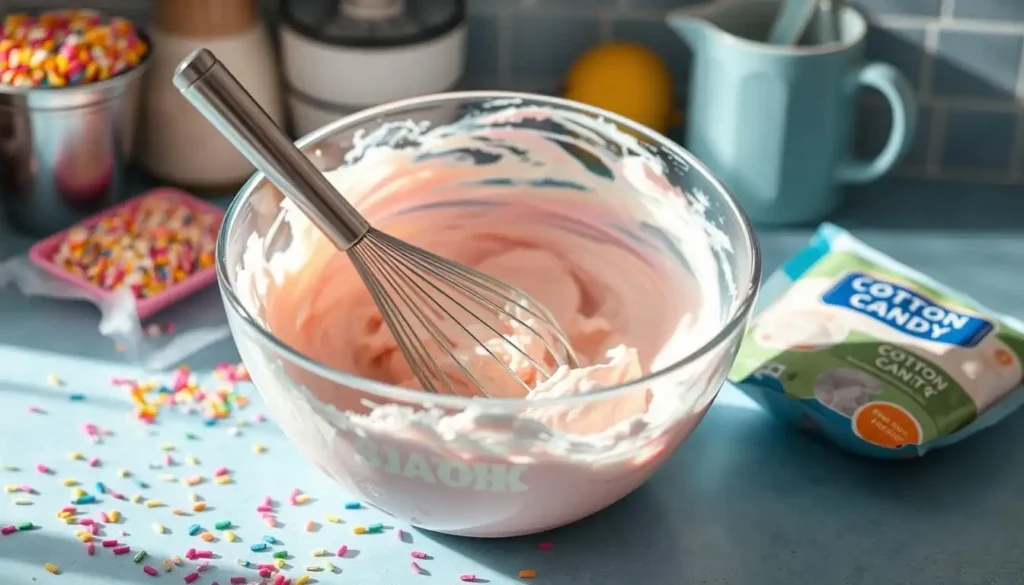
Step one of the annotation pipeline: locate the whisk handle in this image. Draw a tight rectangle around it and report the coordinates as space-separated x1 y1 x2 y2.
172 48 370 250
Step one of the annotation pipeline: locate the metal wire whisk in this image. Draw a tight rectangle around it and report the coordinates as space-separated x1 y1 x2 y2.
173 48 579 396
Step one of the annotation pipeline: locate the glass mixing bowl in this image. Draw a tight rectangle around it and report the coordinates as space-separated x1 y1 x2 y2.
218 92 761 537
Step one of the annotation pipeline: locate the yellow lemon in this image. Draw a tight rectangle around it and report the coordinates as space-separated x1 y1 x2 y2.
564 42 675 134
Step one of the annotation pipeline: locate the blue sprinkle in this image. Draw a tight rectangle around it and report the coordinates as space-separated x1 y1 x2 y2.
134 479 148 489
68 393 86 401
73 495 96 505
188 524 201 536
262 535 276 544
344 501 361 509
203 419 217 427
250 542 268 552
95 482 107 494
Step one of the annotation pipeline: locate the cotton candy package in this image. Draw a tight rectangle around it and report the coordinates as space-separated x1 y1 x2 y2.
729 223 1024 457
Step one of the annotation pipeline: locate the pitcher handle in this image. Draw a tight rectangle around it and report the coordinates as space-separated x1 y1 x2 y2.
837 62 918 184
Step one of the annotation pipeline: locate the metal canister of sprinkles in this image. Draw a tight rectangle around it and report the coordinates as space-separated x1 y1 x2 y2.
0 10 150 237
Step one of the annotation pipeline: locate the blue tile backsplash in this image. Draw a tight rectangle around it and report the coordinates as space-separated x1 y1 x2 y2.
4 0 1024 183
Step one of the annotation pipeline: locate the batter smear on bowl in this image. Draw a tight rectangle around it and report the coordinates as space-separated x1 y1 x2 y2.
227 95 759 537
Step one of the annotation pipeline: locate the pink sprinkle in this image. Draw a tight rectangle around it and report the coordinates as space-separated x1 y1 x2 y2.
86 542 95 555
256 505 272 513
257 564 276 571
113 545 131 555
337 545 348 557
262 496 273 507
164 454 174 466
231 578 247 585
184 571 200 584
214 466 229 476
1 525 16 535
143 565 158 576
185 548 197 560
61 506 77 513
260 513 275 519
88 523 99 535
411 562 423 574
102 539 118 547
538 541 554 551
27 405 44 413
35 464 50 474
411 551 428 559
80 518 95 526
195 550 213 559
88 457 100 467
19 485 35 494
460 575 477 582
273 575 285 585
197 561 211 572
110 492 126 500
253 413 265 423
258 568 271 578
100 512 110 523
396 528 404 540
83 423 99 435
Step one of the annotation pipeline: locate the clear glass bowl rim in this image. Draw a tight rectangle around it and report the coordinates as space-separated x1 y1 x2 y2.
217 90 763 409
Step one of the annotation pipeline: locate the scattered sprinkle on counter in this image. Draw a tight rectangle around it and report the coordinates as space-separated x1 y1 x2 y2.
43 562 60 575
519 569 538 579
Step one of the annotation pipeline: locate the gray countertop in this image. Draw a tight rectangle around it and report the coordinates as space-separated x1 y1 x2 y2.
0 174 1022 585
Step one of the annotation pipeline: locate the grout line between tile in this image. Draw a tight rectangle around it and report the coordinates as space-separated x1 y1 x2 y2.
939 0 956 20
925 103 947 176
876 15 1024 34
1007 41 1024 181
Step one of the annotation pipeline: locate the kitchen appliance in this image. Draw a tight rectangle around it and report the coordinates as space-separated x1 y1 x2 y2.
280 0 466 136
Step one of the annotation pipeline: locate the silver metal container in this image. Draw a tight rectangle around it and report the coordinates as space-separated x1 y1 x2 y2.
0 48 150 237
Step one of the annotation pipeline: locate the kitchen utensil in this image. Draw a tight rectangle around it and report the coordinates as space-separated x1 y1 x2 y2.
0 33 150 237
173 48 576 397
139 0 283 191
280 0 465 136
816 0 843 44
667 0 917 225
767 0 817 45
215 90 760 536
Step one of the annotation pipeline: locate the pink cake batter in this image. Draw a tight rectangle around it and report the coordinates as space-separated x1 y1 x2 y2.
235 105 735 536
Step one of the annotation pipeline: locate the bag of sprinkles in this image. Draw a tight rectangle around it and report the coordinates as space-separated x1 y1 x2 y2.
0 189 231 370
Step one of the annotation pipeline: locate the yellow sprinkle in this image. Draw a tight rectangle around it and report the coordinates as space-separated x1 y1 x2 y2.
311 548 328 557
199 532 214 542
172 555 183 566
215 475 232 485
44 562 60 575
295 576 311 585
251 444 266 454
131 494 144 504
153 523 165 534
159 474 176 482
353 526 367 534
160 443 175 451
304 564 323 571
108 510 120 523
63 517 77 525
274 558 286 568
519 569 537 579
47 374 62 386
71 488 86 498
56 511 72 519
325 515 340 523
184 476 204 486
62 478 79 487
117 468 130 478
294 493 311 504
76 531 92 542
264 518 276 528
145 499 163 508
185 456 199 466
3 485 17 493
224 530 236 542
67 452 84 461
323 561 335 571
14 498 32 505
162 559 173 571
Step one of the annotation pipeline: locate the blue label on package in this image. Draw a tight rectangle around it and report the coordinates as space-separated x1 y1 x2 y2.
822 272 993 347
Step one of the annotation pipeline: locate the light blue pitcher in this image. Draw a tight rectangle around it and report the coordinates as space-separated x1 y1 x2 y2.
667 1 917 225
